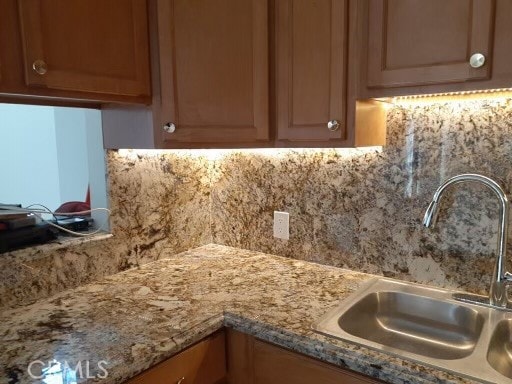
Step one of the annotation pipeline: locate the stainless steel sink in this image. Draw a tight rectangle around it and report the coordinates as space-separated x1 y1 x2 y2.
313 278 512 383
487 320 512 379
338 291 483 360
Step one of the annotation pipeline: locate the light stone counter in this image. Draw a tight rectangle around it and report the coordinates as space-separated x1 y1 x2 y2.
0 245 484 384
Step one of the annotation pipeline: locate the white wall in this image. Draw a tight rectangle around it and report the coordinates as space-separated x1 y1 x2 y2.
0 104 108 228
85 109 109 230
0 104 62 210
54 107 90 203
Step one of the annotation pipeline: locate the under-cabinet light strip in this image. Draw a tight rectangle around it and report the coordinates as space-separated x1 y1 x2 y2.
117 147 384 160
392 87 512 103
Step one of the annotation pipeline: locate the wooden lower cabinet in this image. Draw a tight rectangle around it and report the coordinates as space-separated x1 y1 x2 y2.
125 331 227 384
124 329 383 384
226 329 383 384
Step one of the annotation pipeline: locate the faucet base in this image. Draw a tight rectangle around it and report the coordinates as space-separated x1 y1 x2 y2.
453 292 512 312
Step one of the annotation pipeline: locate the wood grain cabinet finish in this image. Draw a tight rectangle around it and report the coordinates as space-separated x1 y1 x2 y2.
156 0 269 147
366 0 495 89
276 0 348 143
17 0 151 98
102 0 384 149
226 329 383 384
125 331 227 384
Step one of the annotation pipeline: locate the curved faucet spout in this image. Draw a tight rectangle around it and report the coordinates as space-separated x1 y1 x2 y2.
423 174 511 308
423 200 439 228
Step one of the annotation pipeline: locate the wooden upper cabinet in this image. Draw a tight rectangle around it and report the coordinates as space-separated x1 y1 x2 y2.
276 0 348 143
103 0 386 149
366 0 495 89
156 0 269 147
17 0 151 98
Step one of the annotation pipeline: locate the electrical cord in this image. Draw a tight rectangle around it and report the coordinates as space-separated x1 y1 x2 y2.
25 203 58 221
0 204 111 237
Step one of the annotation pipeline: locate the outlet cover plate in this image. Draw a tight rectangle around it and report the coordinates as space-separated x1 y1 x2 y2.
273 211 289 240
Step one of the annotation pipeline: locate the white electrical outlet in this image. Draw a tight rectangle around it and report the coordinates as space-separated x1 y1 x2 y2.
273 211 289 240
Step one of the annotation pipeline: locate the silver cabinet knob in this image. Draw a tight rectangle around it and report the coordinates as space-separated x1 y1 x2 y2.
469 53 486 69
327 120 340 132
163 122 176 133
176 378 185 384
32 59 48 75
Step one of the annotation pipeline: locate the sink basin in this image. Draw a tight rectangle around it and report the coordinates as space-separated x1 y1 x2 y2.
338 291 484 360
312 277 512 383
487 320 512 379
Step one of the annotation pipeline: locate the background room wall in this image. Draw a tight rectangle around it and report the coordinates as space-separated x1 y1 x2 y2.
0 104 100 211
0 103 61 210
54 107 90 204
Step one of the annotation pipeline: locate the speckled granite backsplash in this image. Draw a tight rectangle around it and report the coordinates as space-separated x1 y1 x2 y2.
210 97 512 295
0 152 212 309
2 97 512 310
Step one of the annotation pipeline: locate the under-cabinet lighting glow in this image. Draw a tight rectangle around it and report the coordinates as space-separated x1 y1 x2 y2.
391 88 512 105
117 149 222 159
117 146 383 160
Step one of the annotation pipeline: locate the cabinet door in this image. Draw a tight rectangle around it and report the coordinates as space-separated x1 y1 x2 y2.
157 0 269 146
126 331 226 384
253 339 380 384
276 0 348 143
367 0 495 88
226 329 381 384
17 0 150 97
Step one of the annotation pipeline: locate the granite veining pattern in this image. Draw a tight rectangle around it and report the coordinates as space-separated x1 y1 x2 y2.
0 245 480 384
211 97 512 296
0 151 212 310
5 97 512 310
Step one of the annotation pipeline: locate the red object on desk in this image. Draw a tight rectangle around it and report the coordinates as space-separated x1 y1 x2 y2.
55 185 91 216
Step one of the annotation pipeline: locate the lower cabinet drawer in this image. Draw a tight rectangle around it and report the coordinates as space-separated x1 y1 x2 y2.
125 331 226 384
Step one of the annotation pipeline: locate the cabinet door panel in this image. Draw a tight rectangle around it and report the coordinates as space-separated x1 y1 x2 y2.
276 0 348 142
158 0 269 145
17 0 150 97
227 329 382 384
367 0 495 88
126 331 226 384
253 339 380 384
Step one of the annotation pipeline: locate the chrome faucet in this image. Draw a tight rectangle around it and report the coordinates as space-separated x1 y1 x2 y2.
423 174 512 309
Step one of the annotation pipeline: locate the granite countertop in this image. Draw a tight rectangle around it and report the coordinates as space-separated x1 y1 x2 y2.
1 244 479 384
